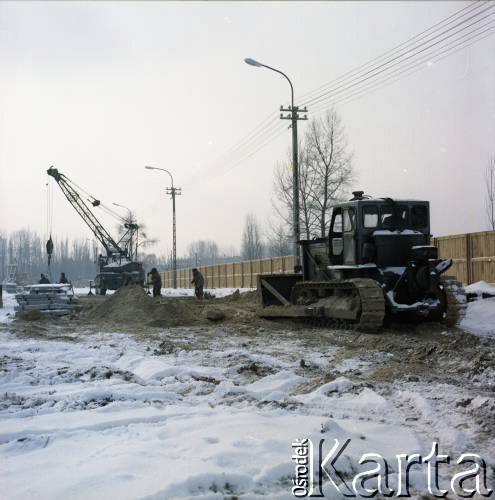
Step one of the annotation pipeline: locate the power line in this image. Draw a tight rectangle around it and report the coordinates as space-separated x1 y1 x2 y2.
214 111 278 160
203 21 494 183
298 0 490 104
309 21 495 115
203 124 289 183
202 22 495 182
303 4 494 108
186 1 494 185
184 111 278 185
184 118 285 186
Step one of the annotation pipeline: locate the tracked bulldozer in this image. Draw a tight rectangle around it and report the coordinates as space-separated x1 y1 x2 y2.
258 192 466 331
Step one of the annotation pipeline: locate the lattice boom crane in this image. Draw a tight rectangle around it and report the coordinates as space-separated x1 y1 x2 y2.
47 166 145 294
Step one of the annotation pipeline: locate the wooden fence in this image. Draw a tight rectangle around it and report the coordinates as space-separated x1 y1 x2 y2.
161 230 495 288
433 230 495 285
161 256 294 289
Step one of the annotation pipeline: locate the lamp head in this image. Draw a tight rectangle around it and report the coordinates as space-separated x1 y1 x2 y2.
244 58 263 67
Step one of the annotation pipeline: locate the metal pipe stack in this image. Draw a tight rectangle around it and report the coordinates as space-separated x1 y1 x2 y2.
15 284 77 316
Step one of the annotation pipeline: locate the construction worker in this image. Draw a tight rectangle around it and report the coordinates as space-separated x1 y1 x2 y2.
39 274 50 284
191 268 204 300
59 272 68 284
148 268 162 297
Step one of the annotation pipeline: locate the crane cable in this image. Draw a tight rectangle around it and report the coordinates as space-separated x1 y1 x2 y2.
46 175 54 281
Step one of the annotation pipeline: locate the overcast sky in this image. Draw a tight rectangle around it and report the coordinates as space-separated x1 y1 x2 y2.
1 1 494 256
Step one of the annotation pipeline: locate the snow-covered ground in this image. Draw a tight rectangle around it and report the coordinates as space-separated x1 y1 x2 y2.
0 330 436 499
465 280 495 298
0 291 16 324
460 281 495 337
461 297 495 336
0 289 494 498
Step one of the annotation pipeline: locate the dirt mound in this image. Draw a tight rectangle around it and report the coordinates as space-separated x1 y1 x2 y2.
86 286 198 327
225 290 257 303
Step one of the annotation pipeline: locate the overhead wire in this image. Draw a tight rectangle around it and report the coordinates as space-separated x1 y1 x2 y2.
186 1 494 184
201 124 289 183
184 118 287 186
309 20 495 115
302 4 494 108
213 110 279 160
297 0 489 104
183 113 282 186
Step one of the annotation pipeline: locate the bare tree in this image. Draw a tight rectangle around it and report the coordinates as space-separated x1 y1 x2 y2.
486 155 495 230
241 213 263 260
117 212 156 260
187 240 219 266
272 144 320 240
306 110 354 236
272 109 354 240
265 220 292 257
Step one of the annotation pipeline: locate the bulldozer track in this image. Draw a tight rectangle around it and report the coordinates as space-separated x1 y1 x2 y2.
291 278 385 332
259 277 465 333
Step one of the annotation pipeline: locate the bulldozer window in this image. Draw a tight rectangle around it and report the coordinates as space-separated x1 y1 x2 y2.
343 208 356 232
363 206 378 228
332 211 343 233
381 207 394 229
330 209 343 258
396 205 409 227
411 205 428 228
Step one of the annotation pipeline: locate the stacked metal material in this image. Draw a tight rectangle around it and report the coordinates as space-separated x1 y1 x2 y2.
15 284 77 316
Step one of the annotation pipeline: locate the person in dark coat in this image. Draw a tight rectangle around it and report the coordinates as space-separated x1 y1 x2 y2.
191 268 204 300
39 274 50 284
148 268 162 297
59 272 68 284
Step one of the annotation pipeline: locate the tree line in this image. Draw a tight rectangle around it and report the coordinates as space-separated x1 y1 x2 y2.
0 230 98 285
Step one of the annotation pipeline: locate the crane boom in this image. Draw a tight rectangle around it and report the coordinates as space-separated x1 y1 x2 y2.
47 166 126 258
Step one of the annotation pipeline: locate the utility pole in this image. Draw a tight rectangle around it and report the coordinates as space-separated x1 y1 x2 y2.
166 185 182 289
244 58 308 272
280 104 308 271
145 166 181 289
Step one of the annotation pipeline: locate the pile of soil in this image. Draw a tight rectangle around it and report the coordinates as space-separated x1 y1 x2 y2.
85 286 198 327
224 289 258 304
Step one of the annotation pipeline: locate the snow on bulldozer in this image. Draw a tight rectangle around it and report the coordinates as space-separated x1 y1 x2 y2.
258 191 466 331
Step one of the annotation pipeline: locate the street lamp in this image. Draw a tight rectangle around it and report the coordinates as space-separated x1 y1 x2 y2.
244 57 307 272
145 165 181 289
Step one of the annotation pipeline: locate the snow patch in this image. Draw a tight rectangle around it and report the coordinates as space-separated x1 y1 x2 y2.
461 297 495 337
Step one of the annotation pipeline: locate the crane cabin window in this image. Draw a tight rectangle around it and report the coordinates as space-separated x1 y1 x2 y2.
363 206 378 228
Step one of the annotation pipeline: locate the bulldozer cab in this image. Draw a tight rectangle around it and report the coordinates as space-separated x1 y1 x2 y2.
327 197 431 268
